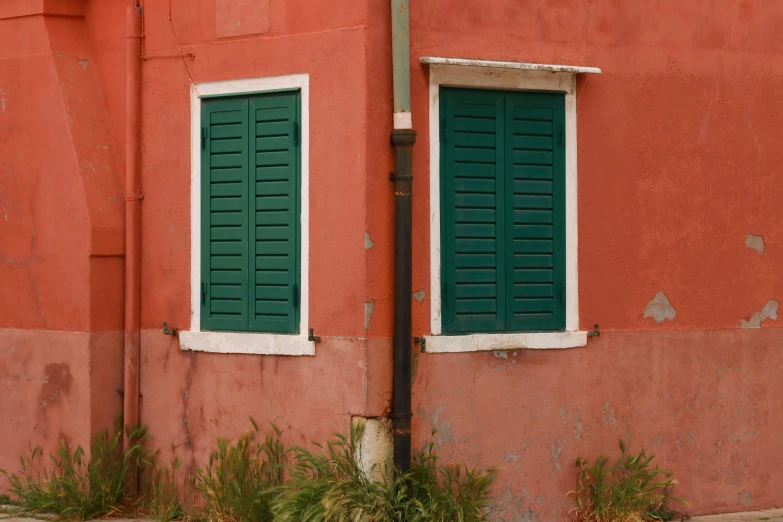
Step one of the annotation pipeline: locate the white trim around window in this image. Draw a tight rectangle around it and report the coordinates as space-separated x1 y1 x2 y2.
181 74 314 356
423 58 600 353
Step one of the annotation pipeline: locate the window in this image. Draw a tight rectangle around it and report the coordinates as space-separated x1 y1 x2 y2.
422 57 601 352
200 91 301 333
440 87 565 335
181 74 312 356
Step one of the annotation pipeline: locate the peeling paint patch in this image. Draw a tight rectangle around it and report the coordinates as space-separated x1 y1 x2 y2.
644 290 676 324
505 453 520 463
364 232 374 249
412 289 425 303
77 58 90 70
601 400 617 427
559 406 568 426
740 299 778 328
364 300 375 331
745 233 765 255
430 405 454 444
573 412 584 439
549 440 565 476
738 491 752 505
0 88 6 113
493 350 508 359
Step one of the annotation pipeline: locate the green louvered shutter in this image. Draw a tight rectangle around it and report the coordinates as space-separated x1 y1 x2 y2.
201 98 251 331
441 88 507 334
504 91 566 331
248 92 300 333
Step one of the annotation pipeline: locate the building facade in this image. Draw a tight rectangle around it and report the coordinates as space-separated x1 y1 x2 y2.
2 0 783 519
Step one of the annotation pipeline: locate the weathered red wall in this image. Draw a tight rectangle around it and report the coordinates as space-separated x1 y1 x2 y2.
0 0 126 474
2 0 783 518
395 0 783 518
135 0 389 482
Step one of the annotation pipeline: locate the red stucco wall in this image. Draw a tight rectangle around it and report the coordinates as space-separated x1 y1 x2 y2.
2 0 783 519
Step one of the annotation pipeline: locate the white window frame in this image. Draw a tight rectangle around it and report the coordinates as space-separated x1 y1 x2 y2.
180 74 314 356
422 58 600 353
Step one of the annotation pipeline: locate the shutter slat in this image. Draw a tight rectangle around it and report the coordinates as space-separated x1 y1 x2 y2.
201 98 250 331
249 92 300 333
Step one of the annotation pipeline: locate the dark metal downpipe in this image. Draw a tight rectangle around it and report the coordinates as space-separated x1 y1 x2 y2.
390 129 416 472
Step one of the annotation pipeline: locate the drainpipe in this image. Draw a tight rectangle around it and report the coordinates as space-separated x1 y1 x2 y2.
390 0 416 473
123 3 142 469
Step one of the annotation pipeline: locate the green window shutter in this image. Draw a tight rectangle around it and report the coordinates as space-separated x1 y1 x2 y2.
248 92 300 334
201 98 251 331
440 88 507 334
504 91 566 331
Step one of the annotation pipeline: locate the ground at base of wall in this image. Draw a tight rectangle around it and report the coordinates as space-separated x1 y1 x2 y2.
2 510 783 522
689 509 783 522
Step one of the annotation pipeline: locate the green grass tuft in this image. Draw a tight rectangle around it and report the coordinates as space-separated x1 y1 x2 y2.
1 425 150 521
272 422 499 522
192 420 287 522
570 440 686 522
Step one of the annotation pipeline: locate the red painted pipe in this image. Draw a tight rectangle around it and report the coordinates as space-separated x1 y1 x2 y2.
123 5 142 457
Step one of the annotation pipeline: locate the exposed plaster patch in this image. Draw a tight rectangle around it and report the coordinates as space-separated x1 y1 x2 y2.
353 417 392 483
430 405 454 444
740 299 778 328
643 290 676 324
364 232 374 249
364 300 375 331
549 440 565 476
745 233 765 255
573 412 584 439
493 350 508 359
601 400 617 428
412 289 426 303
505 453 520 463
559 406 568 426
0 88 6 113
0 199 7 222
738 491 752 505
76 58 89 70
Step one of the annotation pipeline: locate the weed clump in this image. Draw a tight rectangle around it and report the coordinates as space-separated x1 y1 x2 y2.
272 423 498 522
192 419 287 522
570 440 686 522
1 425 150 521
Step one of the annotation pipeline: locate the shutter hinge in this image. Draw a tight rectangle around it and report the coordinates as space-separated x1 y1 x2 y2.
558 282 565 305
558 124 565 147
201 127 208 149
441 118 447 143
292 284 300 307
201 282 206 304
292 121 299 145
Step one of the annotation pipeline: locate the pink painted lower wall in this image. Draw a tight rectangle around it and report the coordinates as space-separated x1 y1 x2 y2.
0 330 123 474
412 329 783 519
138 332 392 476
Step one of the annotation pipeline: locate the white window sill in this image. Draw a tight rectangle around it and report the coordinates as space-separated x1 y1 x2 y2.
424 331 588 353
179 331 315 356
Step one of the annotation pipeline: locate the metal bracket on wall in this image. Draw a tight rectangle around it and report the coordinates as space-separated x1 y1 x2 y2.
162 322 179 336
308 328 321 343
588 324 600 337
389 172 413 181
414 336 426 353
